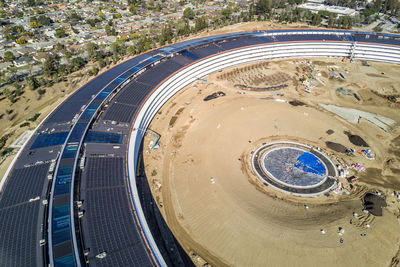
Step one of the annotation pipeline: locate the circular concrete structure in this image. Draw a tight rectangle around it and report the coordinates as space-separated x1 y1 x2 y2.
263 147 327 187
252 142 337 196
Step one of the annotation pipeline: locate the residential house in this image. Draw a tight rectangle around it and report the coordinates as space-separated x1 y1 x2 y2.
13 56 35 67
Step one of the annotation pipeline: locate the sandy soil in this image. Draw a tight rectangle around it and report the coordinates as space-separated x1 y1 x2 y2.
143 58 400 266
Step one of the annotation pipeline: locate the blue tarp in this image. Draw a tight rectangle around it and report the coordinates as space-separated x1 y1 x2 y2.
294 152 326 176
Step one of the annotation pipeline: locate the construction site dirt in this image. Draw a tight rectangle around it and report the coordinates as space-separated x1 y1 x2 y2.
142 58 400 267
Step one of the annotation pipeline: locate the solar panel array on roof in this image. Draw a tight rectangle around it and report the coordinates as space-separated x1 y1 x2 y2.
83 187 152 265
61 144 78 159
217 37 255 50
0 202 40 267
80 104 98 121
112 76 128 85
85 131 123 144
135 59 184 87
170 54 196 66
52 204 71 245
90 243 154 267
181 50 200 61
39 52 158 127
114 81 153 106
54 253 75 266
190 44 222 58
273 34 344 42
54 166 73 196
0 164 50 208
30 132 69 150
219 36 270 50
44 101 86 125
84 156 124 188
142 55 164 66
346 35 354 42
68 122 88 144
103 102 138 123
353 34 400 45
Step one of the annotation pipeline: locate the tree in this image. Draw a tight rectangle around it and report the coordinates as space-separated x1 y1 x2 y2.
113 13 122 19
88 66 99 76
98 58 106 68
221 8 232 21
4 51 15 62
129 4 137 15
328 14 336 28
37 15 52 26
26 0 35 7
37 88 45 97
26 76 39 90
29 21 40 28
256 0 272 15
183 7 195 20
105 25 116 36
55 28 67 38
177 20 191 36
70 57 85 72
16 37 27 45
195 16 208 32
43 55 57 76
159 23 173 45
311 14 322 26
127 0 140 5
68 11 82 22
86 42 98 61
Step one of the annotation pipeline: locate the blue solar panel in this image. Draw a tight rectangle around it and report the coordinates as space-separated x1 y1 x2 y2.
85 131 123 144
68 122 87 143
61 145 78 159
119 74 129 80
54 253 75 267
80 105 97 120
52 204 71 245
128 65 143 73
103 86 116 94
181 50 200 60
30 132 68 149
54 166 72 196
159 46 175 52
94 91 109 102
112 76 127 84
142 55 163 66
346 34 354 41
257 36 272 44
190 40 208 47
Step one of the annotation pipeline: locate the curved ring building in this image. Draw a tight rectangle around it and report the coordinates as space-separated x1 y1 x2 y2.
1 29 400 267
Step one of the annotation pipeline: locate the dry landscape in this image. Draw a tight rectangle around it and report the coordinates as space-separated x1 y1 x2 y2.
143 58 400 267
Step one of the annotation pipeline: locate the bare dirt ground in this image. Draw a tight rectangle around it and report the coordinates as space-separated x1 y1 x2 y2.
143 58 400 266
